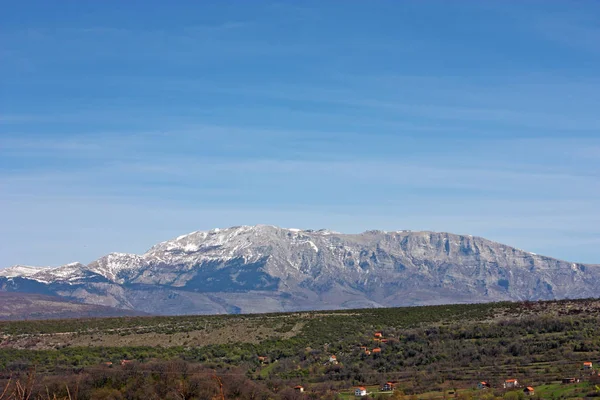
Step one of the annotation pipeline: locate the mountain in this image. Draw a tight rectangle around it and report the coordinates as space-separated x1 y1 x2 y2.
0 292 146 320
1 225 599 316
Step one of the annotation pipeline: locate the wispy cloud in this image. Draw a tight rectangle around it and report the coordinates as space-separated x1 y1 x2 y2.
2 134 599 208
2 1 599 267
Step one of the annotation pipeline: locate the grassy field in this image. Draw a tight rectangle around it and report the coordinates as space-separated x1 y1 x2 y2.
337 385 388 399
535 381 592 399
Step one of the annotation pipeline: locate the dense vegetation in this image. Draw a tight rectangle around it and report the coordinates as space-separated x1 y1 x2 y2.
2 299 600 399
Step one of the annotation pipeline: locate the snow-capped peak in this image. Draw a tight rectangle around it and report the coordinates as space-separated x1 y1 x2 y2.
0 262 90 284
0 265 48 278
86 253 146 283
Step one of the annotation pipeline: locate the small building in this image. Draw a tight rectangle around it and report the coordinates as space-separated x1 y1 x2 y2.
294 385 305 393
102 362 113 367
364 350 371 355
524 387 535 396
120 359 133 367
504 379 518 389
477 382 490 390
562 378 579 384
258 356 268 364
374 332 383 338
355 387 367 397
329 355 338 364
584 362 593 370
380 339 389 343
382 382 396 391
372 347 381 354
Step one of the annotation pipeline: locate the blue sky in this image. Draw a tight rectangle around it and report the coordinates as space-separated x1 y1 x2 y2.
1 1 599 267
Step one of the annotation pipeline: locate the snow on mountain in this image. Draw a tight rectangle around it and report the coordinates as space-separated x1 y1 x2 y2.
87 253 148 283
0 262 93 284
0 265 48 278
1 225 599 316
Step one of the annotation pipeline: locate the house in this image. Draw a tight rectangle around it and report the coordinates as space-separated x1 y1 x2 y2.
329 355 338 364
562 378 579 384
360 346 368 351
294 386 304 393
102 362 113 367
382 382 396 391
477 382 490 390
355 387 367 397
258 356 268 364
120 359 133 367
364 350 371 355
584 362 593 370
374 332 383 338
503 379 518 389
372 348 381 354
380 339 389 343
523 387 535 396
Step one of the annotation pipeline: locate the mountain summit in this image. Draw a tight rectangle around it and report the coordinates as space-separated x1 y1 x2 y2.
1 225 598 315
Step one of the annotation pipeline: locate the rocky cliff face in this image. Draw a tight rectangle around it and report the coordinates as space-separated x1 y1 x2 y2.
1 225 598 315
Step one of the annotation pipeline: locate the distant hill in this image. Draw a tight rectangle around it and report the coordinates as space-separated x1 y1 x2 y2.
0 292 147 320
1 225 599 316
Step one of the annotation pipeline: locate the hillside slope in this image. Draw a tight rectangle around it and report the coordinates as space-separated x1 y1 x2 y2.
0 292 146 320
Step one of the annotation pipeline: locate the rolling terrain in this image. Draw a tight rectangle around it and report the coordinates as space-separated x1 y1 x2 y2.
1 299 600 399
0 292 146 320
1 225 599 316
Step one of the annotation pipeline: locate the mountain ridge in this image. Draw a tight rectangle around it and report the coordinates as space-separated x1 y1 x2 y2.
1 225 598 316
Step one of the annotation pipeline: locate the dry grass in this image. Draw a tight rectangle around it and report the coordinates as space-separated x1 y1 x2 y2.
0 319 306 350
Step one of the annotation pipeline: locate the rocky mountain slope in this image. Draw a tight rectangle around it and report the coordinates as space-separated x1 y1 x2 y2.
1 225 599 315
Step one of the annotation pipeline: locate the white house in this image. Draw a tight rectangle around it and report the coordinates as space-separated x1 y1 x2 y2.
504 379 518 389
355 387 367 397
329 355 338 364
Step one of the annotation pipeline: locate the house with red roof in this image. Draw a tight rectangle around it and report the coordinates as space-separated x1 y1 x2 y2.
477 382 490 389
355 387 367 397
524 387 535 396
503 379 518 389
